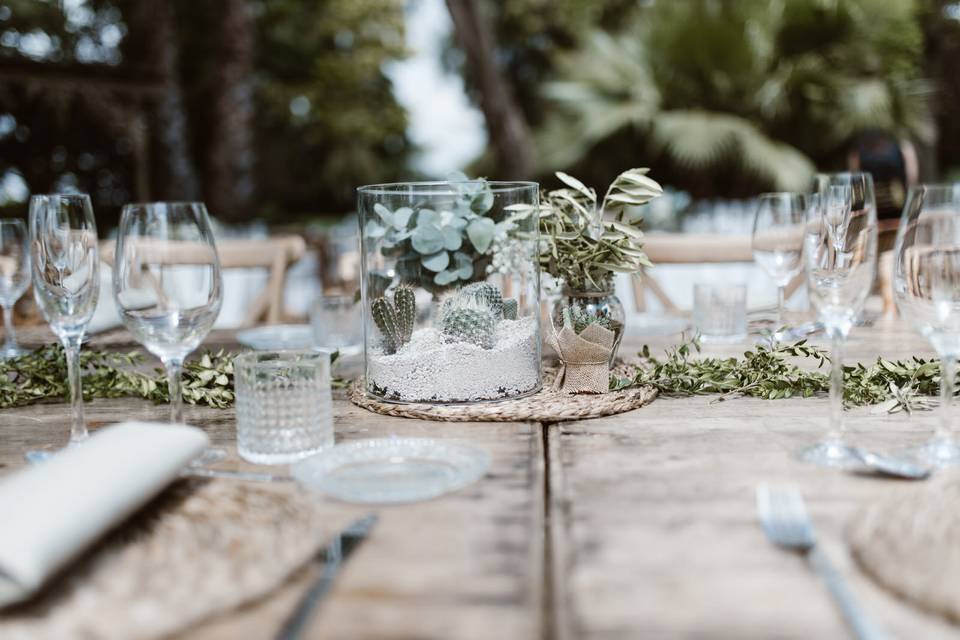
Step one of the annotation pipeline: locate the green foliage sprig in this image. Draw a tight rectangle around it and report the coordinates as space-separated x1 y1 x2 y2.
535 168 663 291
612 336 949 414
0 346 347 410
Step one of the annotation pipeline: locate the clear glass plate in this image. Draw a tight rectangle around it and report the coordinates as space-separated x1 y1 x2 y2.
292 438 490 504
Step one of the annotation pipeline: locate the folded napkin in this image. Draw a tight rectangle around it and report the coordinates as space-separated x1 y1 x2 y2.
0 422 209 607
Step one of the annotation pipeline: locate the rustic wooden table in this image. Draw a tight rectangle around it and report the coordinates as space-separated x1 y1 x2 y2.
2 319 959 639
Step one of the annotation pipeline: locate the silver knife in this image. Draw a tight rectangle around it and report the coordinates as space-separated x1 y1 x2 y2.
275 514 378 640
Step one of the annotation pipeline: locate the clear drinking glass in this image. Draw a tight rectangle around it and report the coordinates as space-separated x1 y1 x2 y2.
0 219 30 358
113 202 223 423
234 350 334 464
29 194 100 445
892 184 960 466
752 193 806 339
801 173 878 467
692 283 747 343
310 294 362 355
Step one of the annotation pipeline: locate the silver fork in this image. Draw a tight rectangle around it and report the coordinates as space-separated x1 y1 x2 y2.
755 484 892 640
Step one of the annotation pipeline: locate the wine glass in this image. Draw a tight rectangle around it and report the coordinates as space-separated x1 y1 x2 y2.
113 202 223 423
892 184 960 466
801 172 878 467
0 219 30 358
29 194 100 445
752 193 806 339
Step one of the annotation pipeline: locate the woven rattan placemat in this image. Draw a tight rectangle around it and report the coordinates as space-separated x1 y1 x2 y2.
0 479 345 640
349 366 657 422
848 480 960 624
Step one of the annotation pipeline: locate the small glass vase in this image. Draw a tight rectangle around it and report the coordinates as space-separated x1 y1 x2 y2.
553 286 626 365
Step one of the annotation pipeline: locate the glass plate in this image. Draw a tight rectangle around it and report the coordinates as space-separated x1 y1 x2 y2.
236 324 314 350
292 438 490 504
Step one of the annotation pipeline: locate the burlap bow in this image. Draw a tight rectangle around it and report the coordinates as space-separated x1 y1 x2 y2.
547 323 615 394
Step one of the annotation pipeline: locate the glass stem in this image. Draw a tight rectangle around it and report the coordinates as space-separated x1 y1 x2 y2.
164 357 184 423
2 304 15 352
776 285 785 336
937 354 956 443
63 335 87 444
828 333 845 443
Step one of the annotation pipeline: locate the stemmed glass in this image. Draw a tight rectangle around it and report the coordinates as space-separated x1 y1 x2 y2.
892 184 960 466
752 193 806 339
801 173 878 467
29 194 100 445
0 219 31 358
113 202 223 423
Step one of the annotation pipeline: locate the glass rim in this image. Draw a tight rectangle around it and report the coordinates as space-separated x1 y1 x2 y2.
357 180 539 196
906 183 960 196
29 193 91 201
121 201 209 210
233 349 333 366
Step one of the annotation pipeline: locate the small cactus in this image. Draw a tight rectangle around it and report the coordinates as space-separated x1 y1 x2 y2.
460 282 503 317
371 285 417 354
502 298 518 320
441 306 496 349
562 304 613 335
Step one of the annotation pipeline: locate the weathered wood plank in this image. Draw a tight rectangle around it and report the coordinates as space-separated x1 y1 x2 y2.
0 391 545 639
550 321 960 639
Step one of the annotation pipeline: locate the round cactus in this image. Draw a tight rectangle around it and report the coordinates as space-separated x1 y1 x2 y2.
441 305 496 349
460 282 503 317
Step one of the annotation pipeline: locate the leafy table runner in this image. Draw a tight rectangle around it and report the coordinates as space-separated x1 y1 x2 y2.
848 479 960 624
0 478 348 640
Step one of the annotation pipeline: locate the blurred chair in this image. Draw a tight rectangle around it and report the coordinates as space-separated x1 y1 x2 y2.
631 233 804 312
100 234 306 325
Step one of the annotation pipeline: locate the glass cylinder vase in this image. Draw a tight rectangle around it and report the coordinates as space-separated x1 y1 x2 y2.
358 180 542 403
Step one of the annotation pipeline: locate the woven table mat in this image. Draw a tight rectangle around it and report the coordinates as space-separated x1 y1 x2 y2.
0 479 346 640
349 366 657 422
848 480 960 624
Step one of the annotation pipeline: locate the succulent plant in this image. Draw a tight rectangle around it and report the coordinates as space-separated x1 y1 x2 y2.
460 282 503 317
502 298 518 320
371 286 416 354
562 304 613 335
441 307 496 349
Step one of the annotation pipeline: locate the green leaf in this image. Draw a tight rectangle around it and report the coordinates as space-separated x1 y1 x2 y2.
411 224 445 254
421 251 450 273
467 217 495 254
555 171 596 201
441 226 463 251
392 207 413 229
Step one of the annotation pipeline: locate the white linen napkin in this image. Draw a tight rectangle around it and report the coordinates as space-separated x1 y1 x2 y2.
0 422 209 607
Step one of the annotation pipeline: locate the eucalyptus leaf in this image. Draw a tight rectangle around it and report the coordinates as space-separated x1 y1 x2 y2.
373 203 393 225
434 269 459 285
416 208 439 227
364 220 386 239
411 224 445 254
421 251 450 272
393 206 413 229
441 226 463 250
467 217 495 253
453 251 474 278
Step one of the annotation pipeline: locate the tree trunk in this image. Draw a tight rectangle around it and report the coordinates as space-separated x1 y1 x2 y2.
446 0 534 178
125 1 200 201
205 0 256 221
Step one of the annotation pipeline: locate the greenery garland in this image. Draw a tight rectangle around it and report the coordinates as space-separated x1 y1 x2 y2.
612 336 946 414
0 346 346 410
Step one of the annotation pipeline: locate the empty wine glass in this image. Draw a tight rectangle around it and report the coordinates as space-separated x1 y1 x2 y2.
801 173 878 468
113 202 223 423
29 194 100 445
0 219 30 358
892 184 960 466
752 193 806 339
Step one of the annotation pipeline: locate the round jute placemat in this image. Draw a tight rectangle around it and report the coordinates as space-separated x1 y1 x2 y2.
348 366 657 422
848 480 960 624
0 479 345 640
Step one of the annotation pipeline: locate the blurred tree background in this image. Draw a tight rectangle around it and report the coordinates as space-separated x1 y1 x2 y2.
1 0 959 225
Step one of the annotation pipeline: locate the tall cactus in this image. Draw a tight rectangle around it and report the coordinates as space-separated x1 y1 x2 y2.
502 298 518 320
371 286 417 354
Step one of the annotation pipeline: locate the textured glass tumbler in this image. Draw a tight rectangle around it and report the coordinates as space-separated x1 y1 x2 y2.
234 350 334 464
693 283 747 343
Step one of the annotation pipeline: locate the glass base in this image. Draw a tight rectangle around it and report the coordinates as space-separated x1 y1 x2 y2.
899 437 960 468
797 439 860 469
0 344 29 359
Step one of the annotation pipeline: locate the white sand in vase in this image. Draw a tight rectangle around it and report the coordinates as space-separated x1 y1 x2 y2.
367 316 540 402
